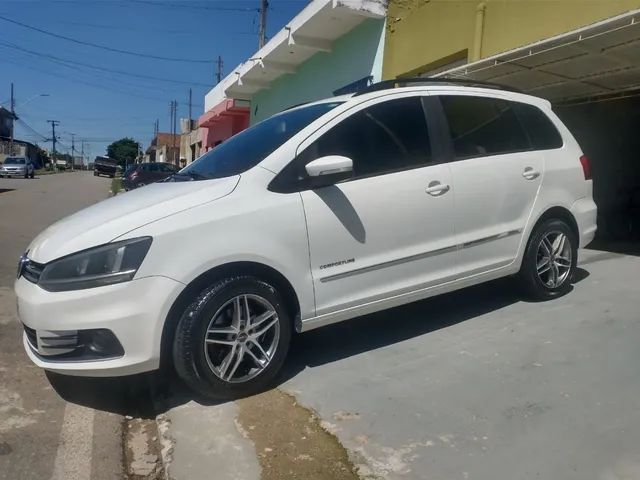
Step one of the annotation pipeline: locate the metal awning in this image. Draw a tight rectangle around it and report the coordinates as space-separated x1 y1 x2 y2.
437 9 640 103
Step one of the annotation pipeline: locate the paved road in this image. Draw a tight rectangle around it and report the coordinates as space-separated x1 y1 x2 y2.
282 249 640 479
158 252 640 479
2 172 640 480
0 172 127 480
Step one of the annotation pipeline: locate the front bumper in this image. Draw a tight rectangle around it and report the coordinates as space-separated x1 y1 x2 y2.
15 275 184 377
1 169 26 176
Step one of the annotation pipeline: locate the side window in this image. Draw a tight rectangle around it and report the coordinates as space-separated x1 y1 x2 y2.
514 103 563 150
159 163 174 172
300 96 432 179
440 95 531 159
147 163 159 172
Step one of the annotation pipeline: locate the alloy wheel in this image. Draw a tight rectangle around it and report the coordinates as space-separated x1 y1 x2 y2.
203 294 280 383
536 231 572 288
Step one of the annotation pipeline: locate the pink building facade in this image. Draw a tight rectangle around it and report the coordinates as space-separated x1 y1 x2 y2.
197 99 250 152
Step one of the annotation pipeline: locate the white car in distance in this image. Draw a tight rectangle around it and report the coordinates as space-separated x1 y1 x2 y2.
15 80 596 398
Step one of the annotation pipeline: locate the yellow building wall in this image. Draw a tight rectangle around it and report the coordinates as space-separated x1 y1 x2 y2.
384 0 640 79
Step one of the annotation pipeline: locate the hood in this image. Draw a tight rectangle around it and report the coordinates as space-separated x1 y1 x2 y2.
28 176 240 263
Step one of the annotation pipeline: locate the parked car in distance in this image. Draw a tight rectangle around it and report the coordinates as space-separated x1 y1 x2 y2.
122 162 179 190
93 156 118 178
1 157 35 178
55 159 68 171
15 80 597 400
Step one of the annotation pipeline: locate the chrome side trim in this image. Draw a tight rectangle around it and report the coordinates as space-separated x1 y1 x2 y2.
459 229 523 249
303 259 514 332
319 244 458 283
319 228 522 283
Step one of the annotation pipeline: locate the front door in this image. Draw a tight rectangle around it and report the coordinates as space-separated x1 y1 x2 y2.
296 95 457 317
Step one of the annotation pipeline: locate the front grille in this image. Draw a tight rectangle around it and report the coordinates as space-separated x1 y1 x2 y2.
22 261 44 284
23 325 37 348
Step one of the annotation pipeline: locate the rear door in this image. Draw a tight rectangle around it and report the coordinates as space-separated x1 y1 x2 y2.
437 94 544 276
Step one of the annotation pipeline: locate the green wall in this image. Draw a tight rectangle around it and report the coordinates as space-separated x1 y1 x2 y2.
250 18 386 124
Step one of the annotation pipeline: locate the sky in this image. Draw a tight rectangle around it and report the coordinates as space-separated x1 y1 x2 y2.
0 0 308 158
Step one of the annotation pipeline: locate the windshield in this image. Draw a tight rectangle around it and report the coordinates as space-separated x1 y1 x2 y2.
4 158 26 165
179 101 343 180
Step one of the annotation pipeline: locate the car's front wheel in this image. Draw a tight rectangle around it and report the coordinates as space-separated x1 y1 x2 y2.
519 218 577 300
173 276 292 399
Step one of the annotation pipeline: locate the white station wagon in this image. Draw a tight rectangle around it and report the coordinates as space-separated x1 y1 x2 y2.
15 80 596 398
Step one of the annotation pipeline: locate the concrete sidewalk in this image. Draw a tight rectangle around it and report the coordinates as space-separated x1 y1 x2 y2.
158 249 640 480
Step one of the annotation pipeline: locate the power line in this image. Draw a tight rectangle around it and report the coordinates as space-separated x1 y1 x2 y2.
0 51 179 104
128 0 259 12
0 40 212 88
15 118 48 141
0 14 212 63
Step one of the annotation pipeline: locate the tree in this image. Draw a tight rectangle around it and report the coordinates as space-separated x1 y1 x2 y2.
107 138 139 167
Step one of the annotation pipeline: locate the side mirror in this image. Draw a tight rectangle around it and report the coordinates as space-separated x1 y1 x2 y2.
305 155 353 187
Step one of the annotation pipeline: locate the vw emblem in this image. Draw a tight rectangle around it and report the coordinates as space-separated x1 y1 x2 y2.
17 253 29 279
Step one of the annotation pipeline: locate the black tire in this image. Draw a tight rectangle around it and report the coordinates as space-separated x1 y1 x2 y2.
24 173 28 179
518 218 577 301
173 276 292 399
30 171 34 179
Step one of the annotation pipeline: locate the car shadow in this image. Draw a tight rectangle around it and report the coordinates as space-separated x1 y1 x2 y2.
47 268 590 415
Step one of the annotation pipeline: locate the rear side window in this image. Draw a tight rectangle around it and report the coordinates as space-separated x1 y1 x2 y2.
440 95 530 159
514 103 563 150
300 96 432 179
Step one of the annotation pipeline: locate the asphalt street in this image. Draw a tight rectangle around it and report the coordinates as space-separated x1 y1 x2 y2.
1 172 639 480
0 172 127 480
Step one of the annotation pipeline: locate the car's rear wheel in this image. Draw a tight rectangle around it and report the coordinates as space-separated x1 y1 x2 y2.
30 171 34 179
173 276 292 399
519 218 577 300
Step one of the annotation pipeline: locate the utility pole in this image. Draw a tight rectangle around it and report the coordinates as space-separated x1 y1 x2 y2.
81 140 85 169
258 0 268 49
46 120 59 170
169 100 177 164
70 133 76 171
188 88 192 124
9 83 15 154
215 56 223 84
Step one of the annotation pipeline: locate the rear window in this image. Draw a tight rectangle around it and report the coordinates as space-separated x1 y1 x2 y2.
514 103 563 150
440 95 530 159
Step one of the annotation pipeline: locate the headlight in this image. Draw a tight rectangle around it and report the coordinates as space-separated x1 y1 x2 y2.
38 237 152 292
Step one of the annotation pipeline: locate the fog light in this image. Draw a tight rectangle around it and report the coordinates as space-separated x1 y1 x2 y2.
80 329 124 357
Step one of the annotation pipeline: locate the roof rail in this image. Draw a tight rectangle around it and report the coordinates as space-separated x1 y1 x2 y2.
352 77 521 96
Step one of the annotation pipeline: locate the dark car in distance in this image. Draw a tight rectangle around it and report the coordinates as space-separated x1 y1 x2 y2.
122 162 178 190
93 157 118 178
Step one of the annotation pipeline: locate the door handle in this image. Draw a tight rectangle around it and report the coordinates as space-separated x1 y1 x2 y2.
425 181 450 196
522 167 540 180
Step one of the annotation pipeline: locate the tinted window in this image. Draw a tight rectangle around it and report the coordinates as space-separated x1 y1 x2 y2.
515 103 563 150
159 163 175 172
178 101 342 181
440 96 530 159
299 97 431 179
